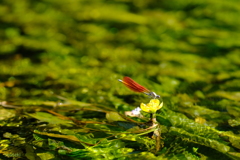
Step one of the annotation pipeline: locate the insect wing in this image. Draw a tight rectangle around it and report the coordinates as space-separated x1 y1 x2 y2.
120 77 150 93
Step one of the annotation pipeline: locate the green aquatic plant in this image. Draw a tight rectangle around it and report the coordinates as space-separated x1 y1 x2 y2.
1 0 240 159
0 91 240 159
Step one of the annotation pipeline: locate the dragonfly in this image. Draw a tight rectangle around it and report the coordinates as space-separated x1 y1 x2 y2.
118 77 160 99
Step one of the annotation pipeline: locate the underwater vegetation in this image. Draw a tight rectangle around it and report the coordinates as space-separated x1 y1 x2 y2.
1 0 240 159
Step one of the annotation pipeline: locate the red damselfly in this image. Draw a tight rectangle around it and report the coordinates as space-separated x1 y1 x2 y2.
118 77 160 99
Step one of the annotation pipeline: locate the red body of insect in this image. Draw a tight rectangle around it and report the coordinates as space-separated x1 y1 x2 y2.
118 77 160 99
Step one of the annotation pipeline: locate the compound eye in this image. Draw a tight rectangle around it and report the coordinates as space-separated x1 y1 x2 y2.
155 95 160 99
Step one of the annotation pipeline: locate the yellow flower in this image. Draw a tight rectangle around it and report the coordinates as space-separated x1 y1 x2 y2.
140 99 163 113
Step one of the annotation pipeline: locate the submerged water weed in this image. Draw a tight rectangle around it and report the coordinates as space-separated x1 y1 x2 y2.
1 0 240 159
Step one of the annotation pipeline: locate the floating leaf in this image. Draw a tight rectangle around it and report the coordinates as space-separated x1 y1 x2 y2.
208 91 240 101
34 130 93 145
28 112 74 127
37 152 55 160
226 106 240 117
0 108 16 120
160 109 220 139
228 118 240 127
0 146 24 158
106 111 127 122
169 127 230 153
25 144 39 160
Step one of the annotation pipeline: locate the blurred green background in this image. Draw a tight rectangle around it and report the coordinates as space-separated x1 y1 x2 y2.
1 0 240 112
